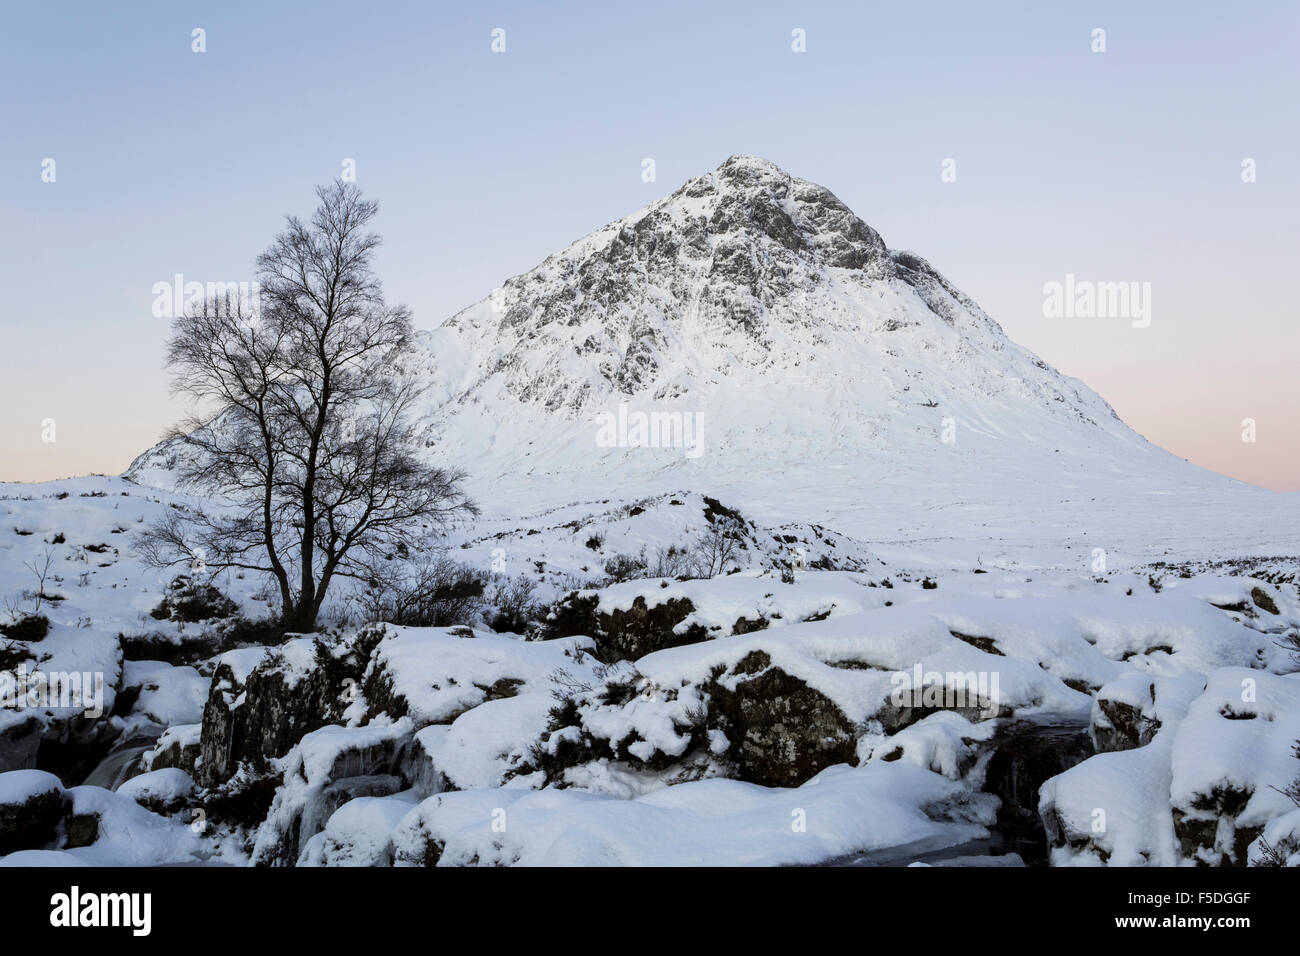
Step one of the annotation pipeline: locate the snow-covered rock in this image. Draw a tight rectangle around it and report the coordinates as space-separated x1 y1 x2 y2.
300 791 420 867
361 624 597 727
1041 669 1300 866
120 660 208 729
117 767 195 814
0 769 68 854
1170 669 1300 865
198 631 381 787
250 721 413 867
61 784 207 865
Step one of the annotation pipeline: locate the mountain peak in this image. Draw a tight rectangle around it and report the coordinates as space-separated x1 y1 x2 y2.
662 155 887 270
715 153 791 180
411 154 1128 466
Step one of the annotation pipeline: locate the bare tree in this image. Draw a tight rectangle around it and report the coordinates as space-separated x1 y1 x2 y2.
689 517 745 578
139 182 477 632
2 545 56 627
24 546 56 613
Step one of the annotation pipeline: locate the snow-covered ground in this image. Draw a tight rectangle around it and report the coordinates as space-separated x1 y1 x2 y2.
0 475 1295 866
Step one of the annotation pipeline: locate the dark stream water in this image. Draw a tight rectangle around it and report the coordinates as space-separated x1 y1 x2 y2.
830 712 1094 867
79 724 164 790
980 714 1093 865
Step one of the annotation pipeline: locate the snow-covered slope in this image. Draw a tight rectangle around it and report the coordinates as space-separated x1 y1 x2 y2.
128 155 1299 565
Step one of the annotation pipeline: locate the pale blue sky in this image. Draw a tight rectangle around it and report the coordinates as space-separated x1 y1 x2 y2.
2 0 1297 487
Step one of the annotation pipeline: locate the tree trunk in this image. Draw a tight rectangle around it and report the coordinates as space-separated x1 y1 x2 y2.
283 602 318 634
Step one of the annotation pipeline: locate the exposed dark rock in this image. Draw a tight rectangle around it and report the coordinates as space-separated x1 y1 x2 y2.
0 716 43 773
0 771 68 853
146 735 201 775
541 592 707 662
150 576 238 623
1251 586 1279 615
1174 782 1256 865
591 596 707 662
1210 600 1250 614
198 629 383 787
986 717 1093 865
121 614 287 666
201 772 283 830
1092 682 1160 753
702 496 746 528
1173 808 1222 862
877 673 1010 734
475 677 524 701
0 614 49 642
119 631 223 665
706 650 857 788
64 813 99 848
949 630 1003 656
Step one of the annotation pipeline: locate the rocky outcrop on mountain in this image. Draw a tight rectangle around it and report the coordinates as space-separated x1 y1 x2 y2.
408 155 1114 438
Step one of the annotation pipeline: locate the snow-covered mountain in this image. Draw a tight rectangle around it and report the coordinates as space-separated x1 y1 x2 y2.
129 155 1298 566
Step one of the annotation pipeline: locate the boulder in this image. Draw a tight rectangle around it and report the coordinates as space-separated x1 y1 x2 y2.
532 649 859 790
299 792 419 866
1091 673 1161 753
199 630 382 787
142 723 202 775
543 591 708 662
0 769 68 854
705 650 858 787
117 768 195 814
